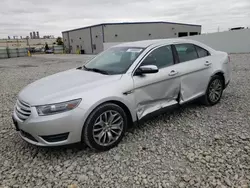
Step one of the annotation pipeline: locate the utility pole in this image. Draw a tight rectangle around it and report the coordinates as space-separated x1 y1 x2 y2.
6 39 8 48
26 36 29 47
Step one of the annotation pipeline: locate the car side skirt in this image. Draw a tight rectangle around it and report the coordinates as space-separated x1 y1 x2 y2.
135 103 180 125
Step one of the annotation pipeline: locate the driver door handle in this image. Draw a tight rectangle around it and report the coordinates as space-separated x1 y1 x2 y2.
169 70 178 76
204 61 212 66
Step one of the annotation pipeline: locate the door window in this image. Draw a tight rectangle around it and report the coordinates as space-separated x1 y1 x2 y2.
141 45 174 69
195 45 210 58
175 43 198 62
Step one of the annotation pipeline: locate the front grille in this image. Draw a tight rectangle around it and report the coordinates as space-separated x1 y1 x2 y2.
15 99 31 121
20 130 38 142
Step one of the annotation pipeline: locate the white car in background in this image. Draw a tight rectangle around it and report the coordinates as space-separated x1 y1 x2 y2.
13 39 231 151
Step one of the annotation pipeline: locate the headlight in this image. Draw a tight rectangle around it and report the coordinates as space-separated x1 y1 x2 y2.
36 99 81 116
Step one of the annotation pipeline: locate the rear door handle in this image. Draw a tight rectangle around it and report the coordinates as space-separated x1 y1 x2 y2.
169 70 178 76
204 61 212 66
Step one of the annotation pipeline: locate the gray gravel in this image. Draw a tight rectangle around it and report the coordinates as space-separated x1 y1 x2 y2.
0 53 250 188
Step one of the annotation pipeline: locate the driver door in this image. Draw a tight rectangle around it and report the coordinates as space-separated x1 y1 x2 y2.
132 45 181 119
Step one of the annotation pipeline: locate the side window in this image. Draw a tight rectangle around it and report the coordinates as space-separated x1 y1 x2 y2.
175 43 198 62
141 45 174 69
195 45 210 58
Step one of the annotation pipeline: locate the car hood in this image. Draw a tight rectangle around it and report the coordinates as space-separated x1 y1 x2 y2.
18 69 122 105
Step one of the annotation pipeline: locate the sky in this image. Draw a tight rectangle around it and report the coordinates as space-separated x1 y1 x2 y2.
0 0 249 38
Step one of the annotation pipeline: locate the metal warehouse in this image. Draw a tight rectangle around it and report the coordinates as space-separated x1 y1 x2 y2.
62 21 201 54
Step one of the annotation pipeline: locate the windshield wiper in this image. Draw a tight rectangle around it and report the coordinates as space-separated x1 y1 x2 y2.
83 65 109 75
76 66 82 70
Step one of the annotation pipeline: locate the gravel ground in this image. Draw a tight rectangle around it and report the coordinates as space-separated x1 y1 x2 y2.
0 54 250 188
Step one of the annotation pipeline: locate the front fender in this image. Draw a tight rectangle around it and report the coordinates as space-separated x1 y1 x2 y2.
82 95 136 120
77 74 136 125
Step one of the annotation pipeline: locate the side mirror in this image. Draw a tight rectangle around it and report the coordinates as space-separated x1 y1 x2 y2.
135 65 159 75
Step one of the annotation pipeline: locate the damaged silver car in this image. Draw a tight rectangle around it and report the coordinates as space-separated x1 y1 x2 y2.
13 39 231 151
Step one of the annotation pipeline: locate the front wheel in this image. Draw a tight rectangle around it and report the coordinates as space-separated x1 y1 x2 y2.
82 103 127 151
202 75 224 106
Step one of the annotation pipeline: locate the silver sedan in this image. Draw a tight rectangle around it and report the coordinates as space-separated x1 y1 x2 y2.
12 39 231 151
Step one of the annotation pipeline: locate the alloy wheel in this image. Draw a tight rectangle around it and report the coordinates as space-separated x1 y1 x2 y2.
92 110 124 146
208 79 223 103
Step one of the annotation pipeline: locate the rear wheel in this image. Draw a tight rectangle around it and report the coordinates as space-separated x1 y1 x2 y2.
202 75 224 106
82 103 127 151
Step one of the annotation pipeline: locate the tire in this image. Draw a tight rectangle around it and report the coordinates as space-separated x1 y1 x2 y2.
201 75 224 106
82 103 127 151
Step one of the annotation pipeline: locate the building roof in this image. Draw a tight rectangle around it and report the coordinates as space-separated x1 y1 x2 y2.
62 21 202 33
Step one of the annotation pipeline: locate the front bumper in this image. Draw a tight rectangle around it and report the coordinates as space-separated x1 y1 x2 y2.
12 106 86 146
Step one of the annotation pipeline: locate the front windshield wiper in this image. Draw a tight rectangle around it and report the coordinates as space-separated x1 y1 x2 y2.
76 66 82 70
83 65 109 75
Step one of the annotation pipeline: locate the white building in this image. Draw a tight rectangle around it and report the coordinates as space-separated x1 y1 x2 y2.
62 21 202 54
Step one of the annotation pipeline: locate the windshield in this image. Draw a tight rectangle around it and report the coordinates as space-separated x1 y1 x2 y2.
84 47 144 74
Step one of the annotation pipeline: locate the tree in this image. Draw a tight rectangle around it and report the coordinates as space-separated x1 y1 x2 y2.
56 37 63 45
45 43 49 51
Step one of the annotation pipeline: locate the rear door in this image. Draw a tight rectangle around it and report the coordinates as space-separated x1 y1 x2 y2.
174 43 213 103
132 45 181 119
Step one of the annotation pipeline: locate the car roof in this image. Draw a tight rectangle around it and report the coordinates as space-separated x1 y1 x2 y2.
115 38 196 48
114 38 216 53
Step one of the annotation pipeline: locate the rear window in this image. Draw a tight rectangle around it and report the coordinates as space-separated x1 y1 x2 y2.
195 45 210 58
